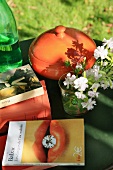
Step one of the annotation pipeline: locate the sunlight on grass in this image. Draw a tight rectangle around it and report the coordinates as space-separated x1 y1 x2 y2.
7 0 113 41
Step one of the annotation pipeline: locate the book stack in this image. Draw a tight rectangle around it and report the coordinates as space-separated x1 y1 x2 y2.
1 64 85 170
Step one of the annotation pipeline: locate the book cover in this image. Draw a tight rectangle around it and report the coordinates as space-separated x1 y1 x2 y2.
0 135 7 163
2 119 84 169
0 64 44 108
0 136 54 170
0 80 51 134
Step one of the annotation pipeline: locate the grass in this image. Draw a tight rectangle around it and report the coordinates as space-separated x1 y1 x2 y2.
7 0 113 42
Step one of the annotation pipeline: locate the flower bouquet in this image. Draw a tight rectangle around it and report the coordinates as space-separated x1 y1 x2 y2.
59 37 113 116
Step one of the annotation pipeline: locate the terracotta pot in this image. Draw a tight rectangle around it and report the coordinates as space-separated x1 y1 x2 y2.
29 25 96 80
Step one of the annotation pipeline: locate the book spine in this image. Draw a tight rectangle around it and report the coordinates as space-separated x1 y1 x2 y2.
0 87 44 108
2 121 26 165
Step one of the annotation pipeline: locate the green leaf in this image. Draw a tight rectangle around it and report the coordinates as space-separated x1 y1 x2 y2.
64 61 71 67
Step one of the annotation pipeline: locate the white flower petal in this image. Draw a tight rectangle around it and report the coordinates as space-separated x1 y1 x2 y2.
103 37 113 49
94 46 108 60
74 77 88 91
75 92 86 99
88 90 99 98
81 98 96 110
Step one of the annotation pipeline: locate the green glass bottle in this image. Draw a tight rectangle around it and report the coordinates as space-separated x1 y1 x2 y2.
0 0 22 73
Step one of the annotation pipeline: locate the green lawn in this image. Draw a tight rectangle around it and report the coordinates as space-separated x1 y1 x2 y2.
7 0 113 42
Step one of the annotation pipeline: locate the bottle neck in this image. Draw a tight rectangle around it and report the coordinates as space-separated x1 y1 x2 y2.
0 0 19 41
0 0 7 4
0 0 10 10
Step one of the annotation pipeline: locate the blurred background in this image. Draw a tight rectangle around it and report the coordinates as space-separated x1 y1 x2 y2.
7 0 113 42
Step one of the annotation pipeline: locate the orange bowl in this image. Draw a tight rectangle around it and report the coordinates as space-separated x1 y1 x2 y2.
29 25 96 80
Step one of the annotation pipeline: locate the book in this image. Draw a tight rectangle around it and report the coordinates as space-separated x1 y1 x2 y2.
0 135 7 163
0 80 51 134
2 119 84 170
0 135 54 170
0 64 44 108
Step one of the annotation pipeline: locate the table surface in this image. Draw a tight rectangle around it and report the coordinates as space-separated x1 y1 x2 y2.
1 38 113 170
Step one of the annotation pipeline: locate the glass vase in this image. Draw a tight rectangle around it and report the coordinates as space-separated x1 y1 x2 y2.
58 73 87 117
